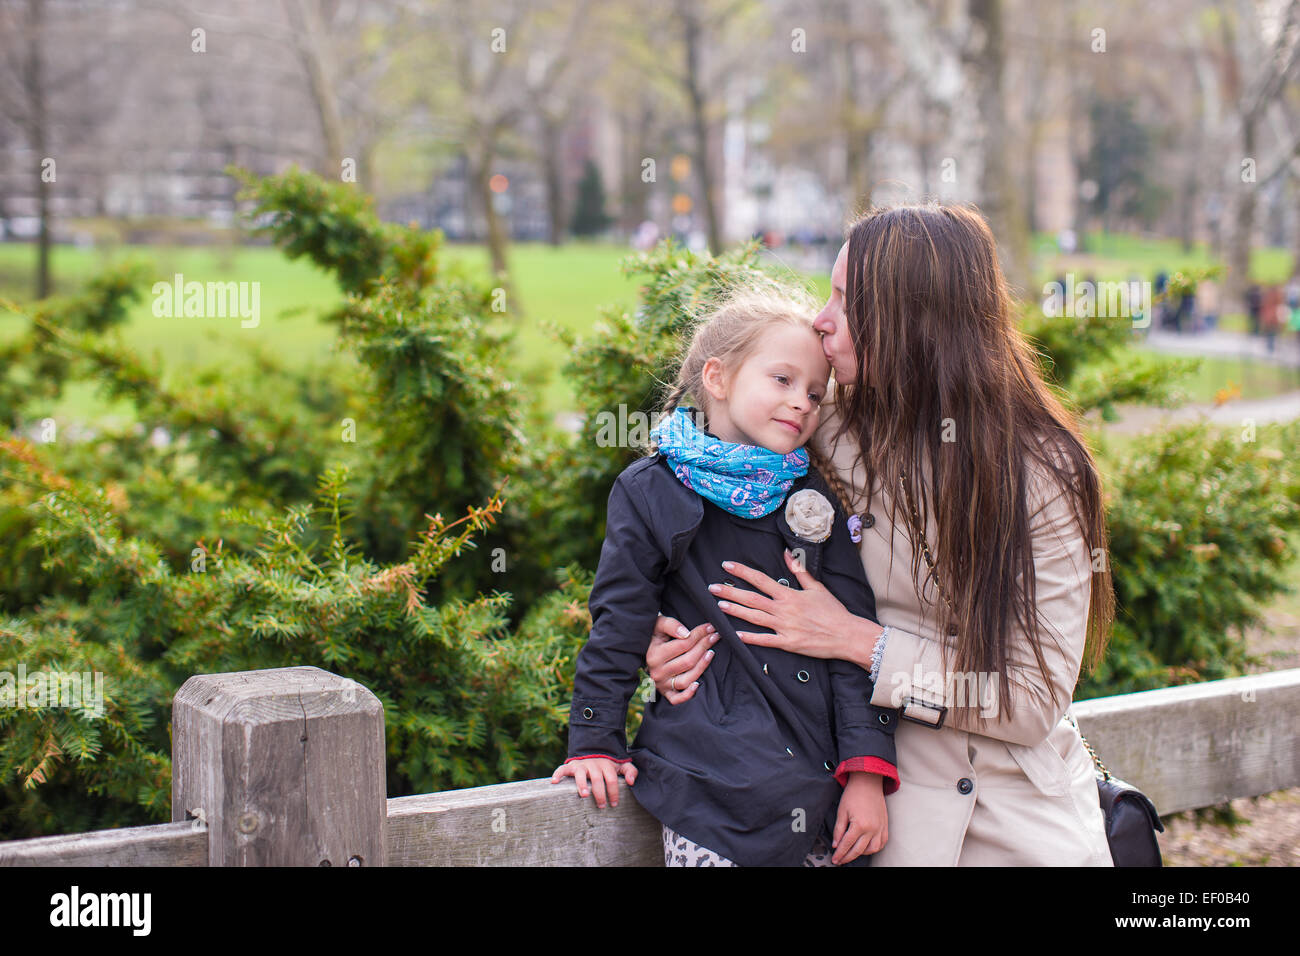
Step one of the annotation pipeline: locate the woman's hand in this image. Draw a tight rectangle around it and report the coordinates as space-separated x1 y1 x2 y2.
646 614 718 704
712 548 882 667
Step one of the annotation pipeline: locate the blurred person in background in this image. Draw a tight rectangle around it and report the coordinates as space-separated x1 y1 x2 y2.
1196 277 1219 333
1261 284 1283 354
1287 272 1300 356
1246 283 1263 337
1154 269 1170 330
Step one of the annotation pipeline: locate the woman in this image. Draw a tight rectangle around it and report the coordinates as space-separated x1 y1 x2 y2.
646 202 1116 865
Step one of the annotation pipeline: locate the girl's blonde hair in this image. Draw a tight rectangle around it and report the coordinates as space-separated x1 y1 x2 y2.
645 279 827 458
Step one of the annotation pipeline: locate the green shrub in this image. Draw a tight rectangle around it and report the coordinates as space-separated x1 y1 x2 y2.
0 447 592 837
1078 420 1300 697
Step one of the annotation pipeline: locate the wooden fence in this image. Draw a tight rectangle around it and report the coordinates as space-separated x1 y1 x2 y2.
1 665 1297 866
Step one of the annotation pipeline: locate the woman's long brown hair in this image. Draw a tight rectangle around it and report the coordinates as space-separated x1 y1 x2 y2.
808 202 1114 723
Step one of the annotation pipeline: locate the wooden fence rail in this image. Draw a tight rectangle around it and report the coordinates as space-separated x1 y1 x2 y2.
2 665 1297 866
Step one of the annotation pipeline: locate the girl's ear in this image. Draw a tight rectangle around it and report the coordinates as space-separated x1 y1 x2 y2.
700 356 729 402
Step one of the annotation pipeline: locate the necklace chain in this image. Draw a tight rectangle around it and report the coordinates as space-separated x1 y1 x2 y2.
897 469 958 621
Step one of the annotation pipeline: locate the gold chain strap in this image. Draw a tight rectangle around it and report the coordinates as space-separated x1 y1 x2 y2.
898 466 1111 779
897 469 958 621
1065 712 1112 781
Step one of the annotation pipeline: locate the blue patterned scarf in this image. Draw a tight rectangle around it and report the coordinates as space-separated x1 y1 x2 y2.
649 406 809 518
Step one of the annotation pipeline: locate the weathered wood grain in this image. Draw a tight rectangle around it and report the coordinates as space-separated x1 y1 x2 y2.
0 821 207 867
387 777 662 866
172 665 387 866
1072 668 1300 815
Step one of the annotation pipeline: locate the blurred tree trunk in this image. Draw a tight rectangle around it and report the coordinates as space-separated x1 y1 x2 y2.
1230 113 1257 297
967 0 1030 295
282 0 346 175
1224 0 1300 309
617 101 654 232
1177 176 1198 253
1184 28 1223 255
1292 172 1300 272
540 113 565 245
28 0 50 299
469 138 511 281
681 3 723 254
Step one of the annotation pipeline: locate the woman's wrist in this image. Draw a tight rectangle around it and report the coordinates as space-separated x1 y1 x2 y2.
846 613 886 671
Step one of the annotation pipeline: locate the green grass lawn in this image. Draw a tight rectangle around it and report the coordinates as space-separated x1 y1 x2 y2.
0 240 646 427
438 242 647 414
2 230 1296 428
1132 349 1300 403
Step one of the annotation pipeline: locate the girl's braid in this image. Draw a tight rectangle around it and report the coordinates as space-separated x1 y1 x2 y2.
647 382 690 456
804 442 862 523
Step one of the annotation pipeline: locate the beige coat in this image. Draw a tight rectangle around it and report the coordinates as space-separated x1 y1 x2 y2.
811 391 1113 866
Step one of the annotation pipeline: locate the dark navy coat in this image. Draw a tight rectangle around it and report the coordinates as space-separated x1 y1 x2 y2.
567 451 900 866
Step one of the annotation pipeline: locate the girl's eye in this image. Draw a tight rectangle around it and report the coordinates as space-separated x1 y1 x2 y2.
774 374 789 385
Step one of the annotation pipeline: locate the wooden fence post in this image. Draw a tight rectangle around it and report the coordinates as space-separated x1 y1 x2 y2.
171 666 386 866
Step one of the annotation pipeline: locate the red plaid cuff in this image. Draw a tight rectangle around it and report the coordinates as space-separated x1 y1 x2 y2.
835 756 900 794
564 754 633 765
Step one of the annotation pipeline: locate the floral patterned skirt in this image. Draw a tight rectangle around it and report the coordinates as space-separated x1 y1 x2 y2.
661 824 835 867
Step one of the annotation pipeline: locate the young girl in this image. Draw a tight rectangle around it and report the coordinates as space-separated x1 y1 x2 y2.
550 284 899 867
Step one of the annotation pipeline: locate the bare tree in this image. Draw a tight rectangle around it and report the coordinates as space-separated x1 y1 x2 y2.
416 0 600 279
141 0 414 184
0 0 138 296
1223 0 1300 306
672 0 763 254
766 0 908 216
519 0 605 246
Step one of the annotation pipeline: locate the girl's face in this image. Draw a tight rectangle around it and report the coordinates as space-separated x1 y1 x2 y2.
700 323 830 455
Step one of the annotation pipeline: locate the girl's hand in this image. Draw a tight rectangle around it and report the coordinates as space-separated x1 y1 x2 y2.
647 614 718 704
713 549 881 667
832 771 888 864
550 757 638 808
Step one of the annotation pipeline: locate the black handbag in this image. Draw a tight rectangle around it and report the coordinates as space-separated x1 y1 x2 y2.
893 470 1165 867
1064 712 1165 866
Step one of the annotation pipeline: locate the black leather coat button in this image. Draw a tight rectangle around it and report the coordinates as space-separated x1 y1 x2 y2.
777 577 790 587
823 760 834 772
796 670 810 682
863 513 875 528
582 707 594 720
724 579 735 588
878 712 891 725
957 777 973 794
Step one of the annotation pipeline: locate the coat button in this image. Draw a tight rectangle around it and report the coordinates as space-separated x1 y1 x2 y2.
785 747 794 757
863 513 875 528
957 777 973 794
878 713 891 725
823 761 834 772
796 670 810 682
582 707 594 720
762 663 769 675
724 579 735 587
777 577 790 587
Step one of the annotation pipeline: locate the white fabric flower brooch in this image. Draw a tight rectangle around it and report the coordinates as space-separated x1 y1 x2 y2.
785 489 835 543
